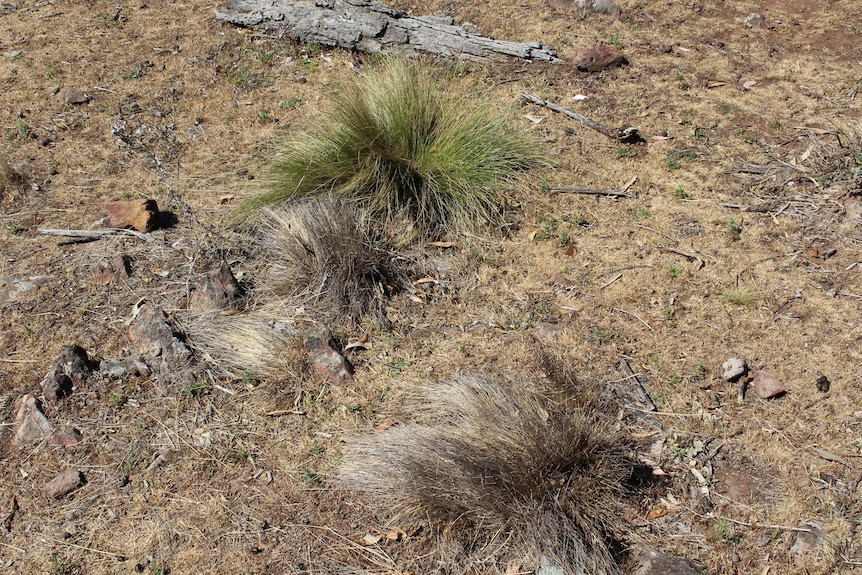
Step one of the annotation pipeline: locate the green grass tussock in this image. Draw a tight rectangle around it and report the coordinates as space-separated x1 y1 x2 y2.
251 58 536 237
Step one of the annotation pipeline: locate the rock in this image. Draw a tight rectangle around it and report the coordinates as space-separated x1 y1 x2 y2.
791 521 824 555
50 428 83 449
548 273 574 287
744 13 765 29
104 198 160 232
96 255 132 285
128 304 192 370
54 87 90 105
535 322 561 341
44 469 84 498
41 345 95 400
633 548 705 575
189 262 242 312
0 276 49 303
544 0 618 14
100 358 129 379
721 357 747 381
751 370 788 399
816 374 830 393
845 197 862 224
12 394 56 447
575 44 627 72
305 328 353 386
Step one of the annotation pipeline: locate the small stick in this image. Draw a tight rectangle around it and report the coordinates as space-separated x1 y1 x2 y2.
618 358 657 411
549 176 637 198
657 244 705 269
520 92 643 143
37 228 154 242
613 307 654 332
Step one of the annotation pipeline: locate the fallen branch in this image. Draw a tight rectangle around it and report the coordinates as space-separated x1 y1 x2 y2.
37 228 154 242
549 176 637 198
656 244 705 270
520 92 643 143
215 0 560 62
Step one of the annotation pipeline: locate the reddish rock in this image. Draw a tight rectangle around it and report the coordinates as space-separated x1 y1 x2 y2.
751 370 788 399
96 255 132 285
104 198 160 232
575 43 627 72
54 87 89 105
13 394 56 447
44 469 84 499
0 276 49 303
50 428 84 449
305 328 353 386
189 262 242 312
548 273 575 286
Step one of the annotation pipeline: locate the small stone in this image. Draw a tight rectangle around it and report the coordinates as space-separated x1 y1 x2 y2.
41 345 94 400
791 521 824 555
12 394 57 447
305 328 353 386
44 469 84 498
721 357 747 381
189 262 242 312
816 375 830 393
548 273 574 286
41 372 73 402
751 370 788 399
575 44 627 72
535 322 561 341
104 198 160 232
54 87 90 105
845 197 862 224
0 276 49 303
633 547 705 575
100 358 129 379
96 255 132 285
50 428 83 449
745 12 765 29
128 304 192 370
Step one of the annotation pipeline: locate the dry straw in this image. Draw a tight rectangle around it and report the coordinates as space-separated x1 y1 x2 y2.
337 353 635 574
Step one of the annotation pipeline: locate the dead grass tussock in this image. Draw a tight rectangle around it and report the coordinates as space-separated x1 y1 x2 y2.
338 353 634 574
262 196 404 322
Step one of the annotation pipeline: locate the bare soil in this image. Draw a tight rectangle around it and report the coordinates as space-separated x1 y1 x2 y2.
1 0 861 574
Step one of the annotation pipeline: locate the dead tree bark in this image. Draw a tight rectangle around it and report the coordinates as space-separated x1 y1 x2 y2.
214 0 560 62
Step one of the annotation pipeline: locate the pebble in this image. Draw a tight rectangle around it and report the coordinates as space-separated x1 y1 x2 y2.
44 469 84 498
721 357 747 381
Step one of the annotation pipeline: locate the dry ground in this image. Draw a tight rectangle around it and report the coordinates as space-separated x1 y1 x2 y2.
1 0 861 573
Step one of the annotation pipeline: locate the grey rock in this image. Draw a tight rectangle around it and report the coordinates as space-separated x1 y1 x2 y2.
12 394 56 447
721 357 747 381
189 262 242 312
791 520 824 554
305 327 353 386
633 548 704 575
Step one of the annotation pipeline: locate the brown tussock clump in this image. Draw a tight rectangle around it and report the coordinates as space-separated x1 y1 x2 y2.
262 196 405 322
337 354 635 574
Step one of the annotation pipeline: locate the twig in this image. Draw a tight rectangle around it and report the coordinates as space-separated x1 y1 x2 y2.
599 273 622 290
520 92 643 143
37 228 154 242
618 358 657 411
548 176 637 198
683 506 815 534
613 307 654 331
264 409 307 416
656 244 705 269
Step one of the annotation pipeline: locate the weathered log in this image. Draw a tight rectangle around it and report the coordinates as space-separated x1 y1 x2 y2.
214 0 561 62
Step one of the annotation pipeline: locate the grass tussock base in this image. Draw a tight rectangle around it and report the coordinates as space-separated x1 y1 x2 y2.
252 58 537 238
337 354 634 575
262 196 404 322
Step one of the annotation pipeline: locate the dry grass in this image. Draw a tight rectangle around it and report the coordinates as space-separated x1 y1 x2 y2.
1 0 861 574
338 354 634 574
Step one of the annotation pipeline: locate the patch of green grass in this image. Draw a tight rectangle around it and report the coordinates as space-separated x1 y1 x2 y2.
248 58 537 237
636 207 652 218
721 288 754 306
281 97 303 111
181 377 208 399
608 33 622 48
727 217 742 240
675 69 690 90
614 146 636 158
665 157 681 171
303 467 323 487
673 186 690 200
666 264 682 278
